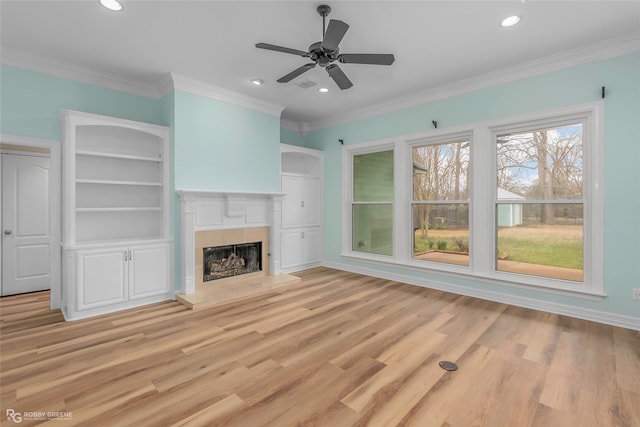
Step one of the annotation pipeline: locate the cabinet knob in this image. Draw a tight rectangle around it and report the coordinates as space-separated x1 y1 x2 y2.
3 229 12 235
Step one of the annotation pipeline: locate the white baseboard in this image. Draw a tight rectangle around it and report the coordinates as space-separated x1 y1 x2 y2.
280 261 323 275
322 261 640 331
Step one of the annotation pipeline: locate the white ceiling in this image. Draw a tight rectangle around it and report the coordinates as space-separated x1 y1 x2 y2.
1 1 639 128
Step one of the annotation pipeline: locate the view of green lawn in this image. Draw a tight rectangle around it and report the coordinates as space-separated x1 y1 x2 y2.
414 224 583 270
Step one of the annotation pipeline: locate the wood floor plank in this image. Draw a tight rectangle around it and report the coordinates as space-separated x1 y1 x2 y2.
1 267 638 427
169 393 246 427
396 343 496 427
613 327 640 394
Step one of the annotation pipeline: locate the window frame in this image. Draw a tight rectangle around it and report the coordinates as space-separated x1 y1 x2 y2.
343 140 397 261
342 101 604 298
408 132 473 270
483 105 603 294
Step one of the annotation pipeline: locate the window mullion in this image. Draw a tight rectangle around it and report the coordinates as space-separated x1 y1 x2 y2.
394 140 410 262
471 126 493 275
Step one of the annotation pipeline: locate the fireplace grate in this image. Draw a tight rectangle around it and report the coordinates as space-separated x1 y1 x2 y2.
203 242 262 282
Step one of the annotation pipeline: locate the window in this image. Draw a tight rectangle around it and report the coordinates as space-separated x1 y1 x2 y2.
352 149 394 256
412 136 470 266
495 122 584 282
343 102 603 296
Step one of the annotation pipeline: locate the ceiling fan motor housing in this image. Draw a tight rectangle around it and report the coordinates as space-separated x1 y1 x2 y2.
309 41 339 67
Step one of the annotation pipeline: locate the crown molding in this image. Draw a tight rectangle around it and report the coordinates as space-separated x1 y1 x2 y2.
279 118 299 132
304 32 640 132
0 49 285 118
0 48 162 99
279 118 310 137
3 32 638 129
156 73 175 99
170 73 285 118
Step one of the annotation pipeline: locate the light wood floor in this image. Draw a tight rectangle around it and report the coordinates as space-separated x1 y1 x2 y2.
1 267 638 427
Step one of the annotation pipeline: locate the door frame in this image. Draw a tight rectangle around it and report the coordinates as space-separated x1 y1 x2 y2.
1 134 61 309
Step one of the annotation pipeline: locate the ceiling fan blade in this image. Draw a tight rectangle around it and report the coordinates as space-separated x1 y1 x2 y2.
322 19 349 52
255 43 309 57
326 64 353 90
338 53 395 65
277 63 316 83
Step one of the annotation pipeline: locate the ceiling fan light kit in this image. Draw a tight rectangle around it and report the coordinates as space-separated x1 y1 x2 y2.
256 4 395 90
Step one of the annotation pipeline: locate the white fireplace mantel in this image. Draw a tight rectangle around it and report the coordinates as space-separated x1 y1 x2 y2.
176 189 285 295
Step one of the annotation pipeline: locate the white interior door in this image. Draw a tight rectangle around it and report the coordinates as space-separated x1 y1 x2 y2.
1 153 51 296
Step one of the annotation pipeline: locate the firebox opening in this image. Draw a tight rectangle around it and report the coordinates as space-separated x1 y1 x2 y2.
203 241 262 282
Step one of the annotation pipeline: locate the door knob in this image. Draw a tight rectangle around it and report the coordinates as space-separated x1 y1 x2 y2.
3 229 12 235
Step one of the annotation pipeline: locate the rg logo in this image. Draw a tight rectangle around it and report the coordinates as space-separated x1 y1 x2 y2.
6 409 22 423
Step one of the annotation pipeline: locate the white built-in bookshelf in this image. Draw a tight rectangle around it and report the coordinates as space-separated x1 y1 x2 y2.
63 119 169 244
60 111 173 320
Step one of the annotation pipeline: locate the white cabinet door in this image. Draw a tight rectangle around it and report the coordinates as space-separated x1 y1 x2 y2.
282 176 321 228
129 244 169 299
281 230 321 270
77 248 127 310
281 176 303 228
301 178 321 227
281 231 304 270
301 229 321 264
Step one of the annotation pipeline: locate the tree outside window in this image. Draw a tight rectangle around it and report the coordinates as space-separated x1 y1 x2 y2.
412 138 470 266
496 123 584 281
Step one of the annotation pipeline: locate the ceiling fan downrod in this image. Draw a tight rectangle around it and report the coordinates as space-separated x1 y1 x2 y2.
317 4 331 42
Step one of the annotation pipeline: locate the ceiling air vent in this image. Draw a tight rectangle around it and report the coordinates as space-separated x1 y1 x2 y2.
295 79 317 89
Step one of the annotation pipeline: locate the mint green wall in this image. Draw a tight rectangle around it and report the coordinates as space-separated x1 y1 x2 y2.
171 90 281 289
304 52 640 320
158 92 180 289
280 127 305 147
0 65 165 139
173 90 280 192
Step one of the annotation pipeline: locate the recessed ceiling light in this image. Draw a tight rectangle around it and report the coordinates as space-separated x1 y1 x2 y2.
500 15 521 27
99 0 123 11
318 87 329 93
249 79 264 86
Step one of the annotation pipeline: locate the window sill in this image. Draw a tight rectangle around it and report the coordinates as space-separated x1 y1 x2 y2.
341 251 606 301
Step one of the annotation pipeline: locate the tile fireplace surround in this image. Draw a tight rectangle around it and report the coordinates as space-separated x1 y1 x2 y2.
176 190 284 296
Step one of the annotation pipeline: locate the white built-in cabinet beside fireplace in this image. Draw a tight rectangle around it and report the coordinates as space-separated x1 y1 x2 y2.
280 144 323 272
60 110 173 320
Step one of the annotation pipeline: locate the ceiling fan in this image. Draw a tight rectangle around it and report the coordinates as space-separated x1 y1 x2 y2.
255 4 395 90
